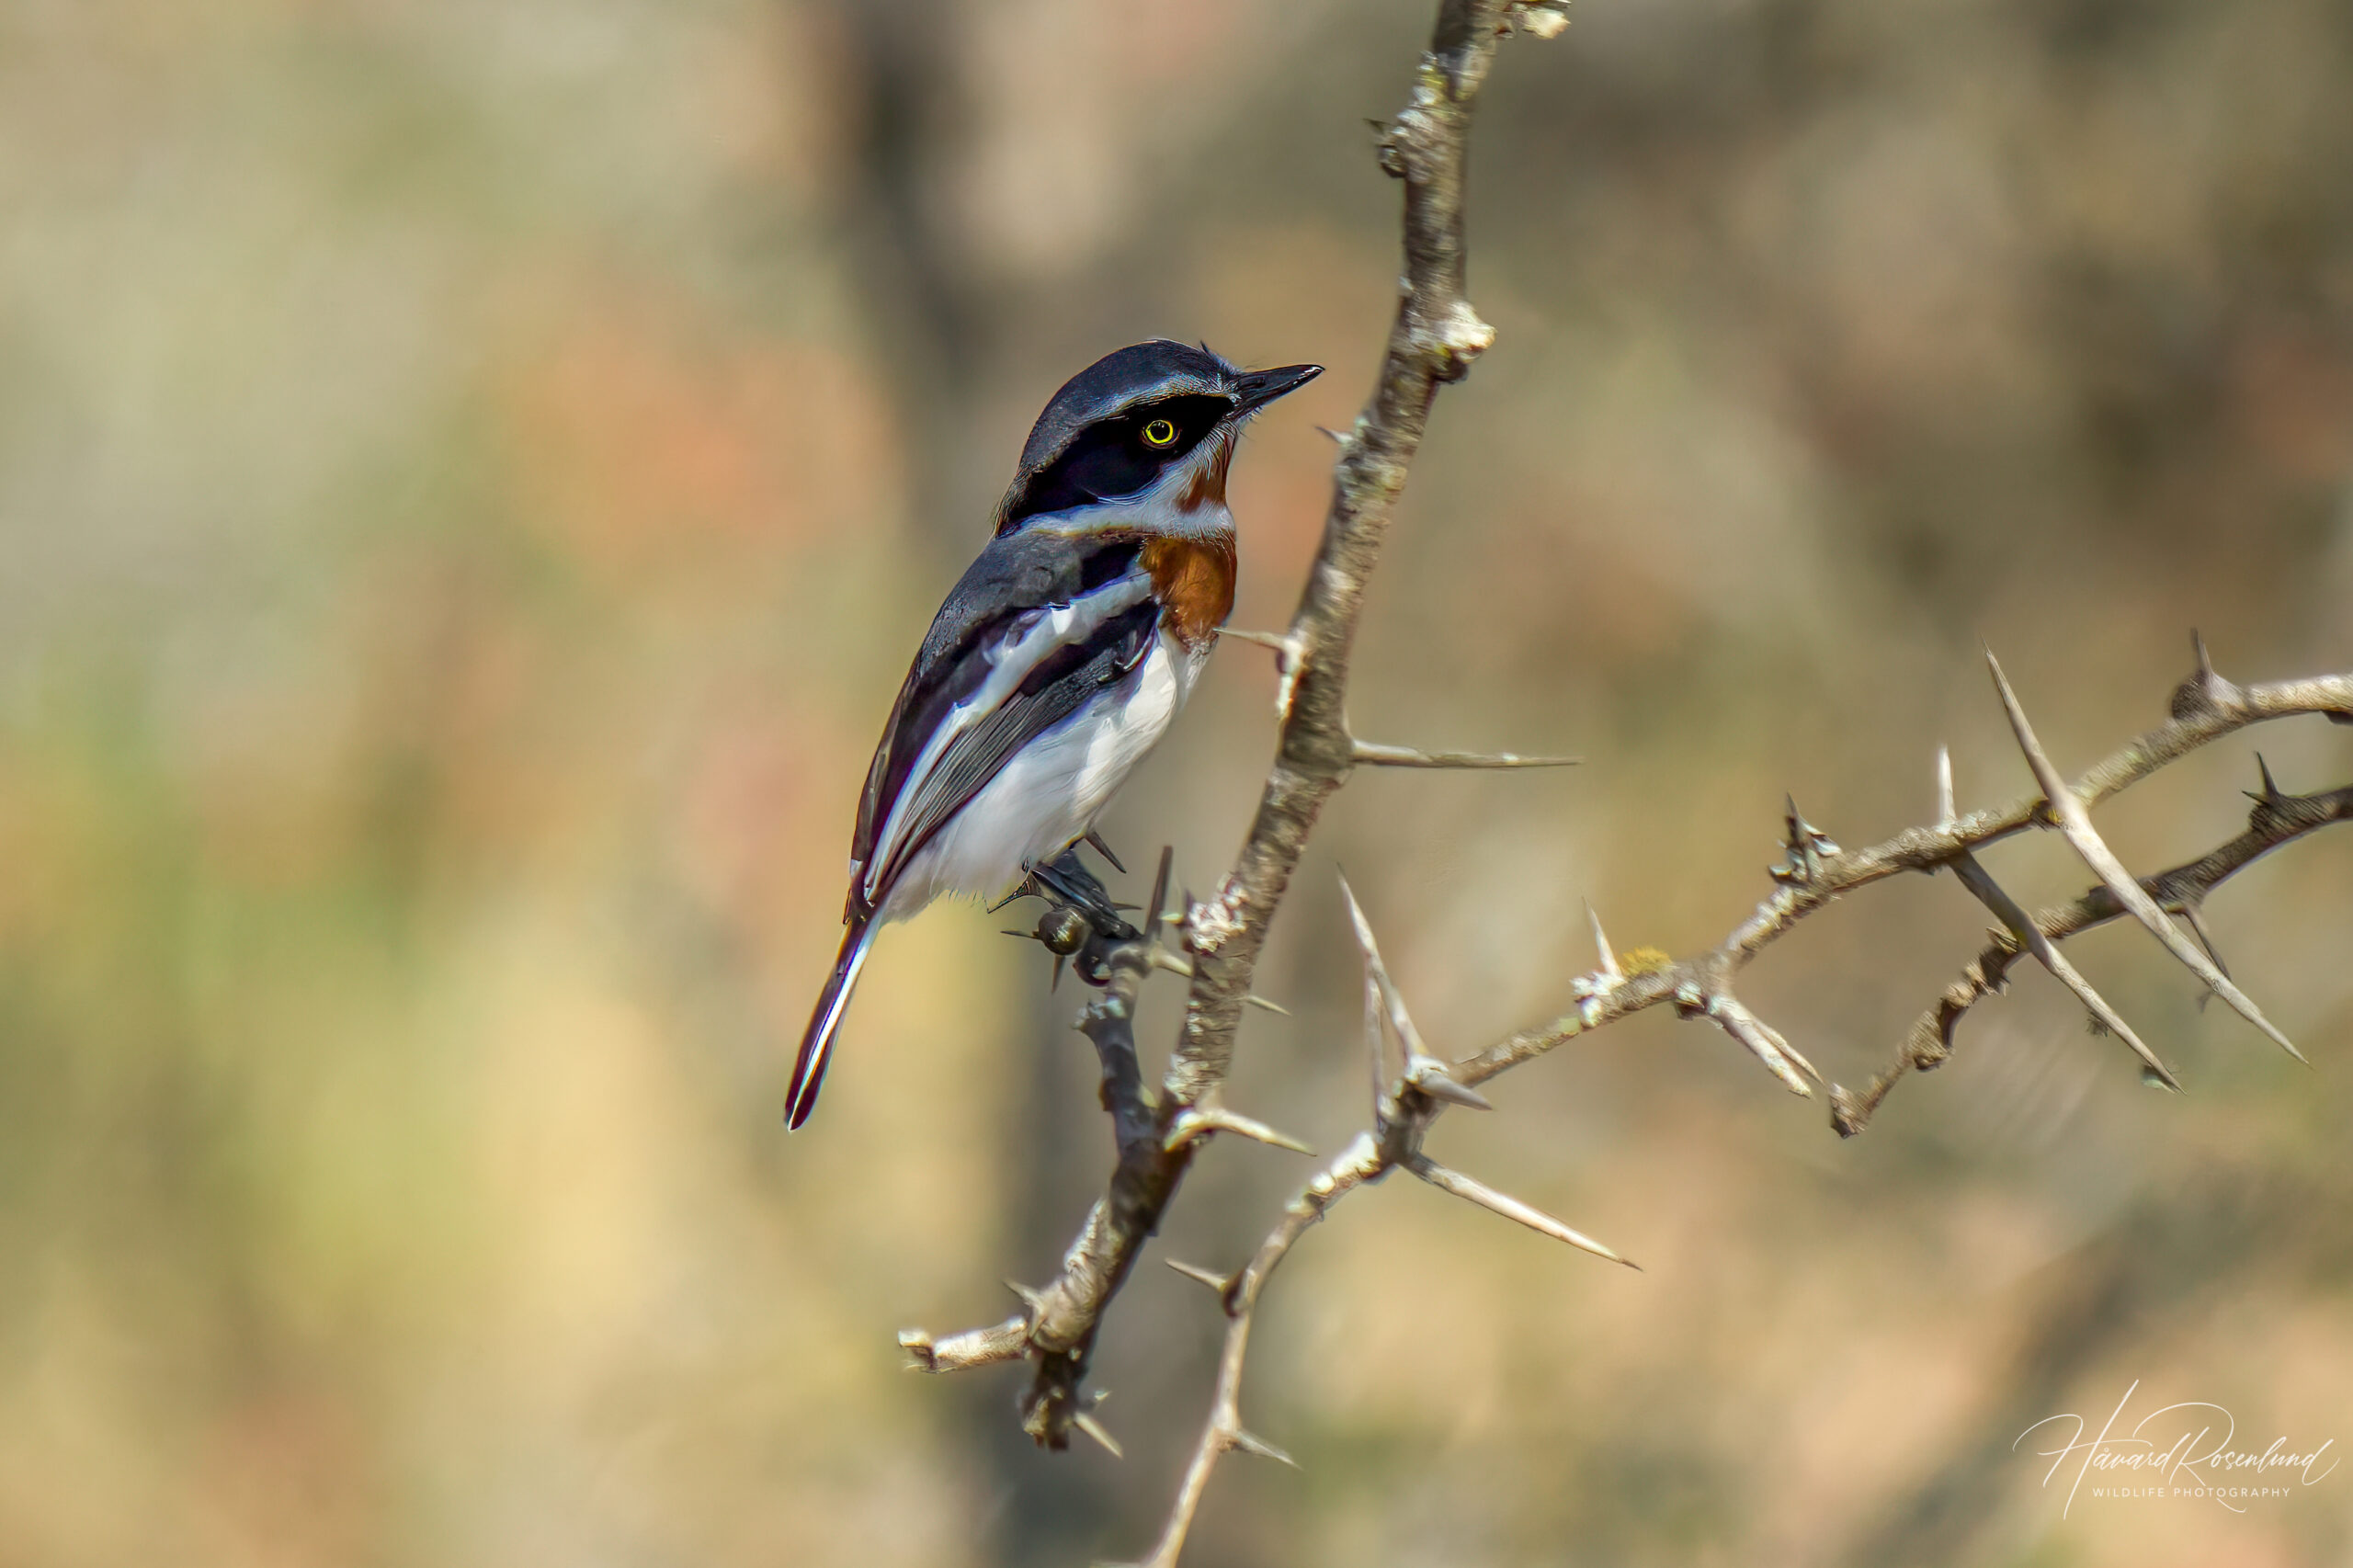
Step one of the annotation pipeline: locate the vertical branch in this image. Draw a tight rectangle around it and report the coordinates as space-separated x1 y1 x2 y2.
995 0 1526 1457
1170 0 1508 1104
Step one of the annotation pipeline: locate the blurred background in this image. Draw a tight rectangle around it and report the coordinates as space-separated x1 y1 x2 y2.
3 0 2349 1563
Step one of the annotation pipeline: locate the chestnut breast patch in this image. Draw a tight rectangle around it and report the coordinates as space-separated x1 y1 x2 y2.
1140 535 1235 651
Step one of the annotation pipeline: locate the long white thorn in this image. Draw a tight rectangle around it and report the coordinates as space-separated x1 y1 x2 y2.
1337 873 1433 1060
1165 1105 1316 1157
1164 1258 1233 1296
1950 851 2180 1091
1222 627 1306 719
1406 1060 1493 1110
1986 650 2302 1062
1406 1154 1638 1269
1697 992 1817 1096
1351 740 1580 769
1225 1427 1299 1468
1146 947 1289 1013
1587 900 1623 981
1072 1410 1125 1460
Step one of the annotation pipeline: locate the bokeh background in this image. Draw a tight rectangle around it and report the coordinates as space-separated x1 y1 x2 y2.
4 0 2350 1563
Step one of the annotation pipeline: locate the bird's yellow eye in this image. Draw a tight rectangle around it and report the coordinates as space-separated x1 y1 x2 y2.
1141 417 1178 448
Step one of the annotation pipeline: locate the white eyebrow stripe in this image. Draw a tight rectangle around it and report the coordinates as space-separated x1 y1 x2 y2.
864 569 1155 904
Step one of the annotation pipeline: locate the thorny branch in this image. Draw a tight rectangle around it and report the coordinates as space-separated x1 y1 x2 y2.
1108 647 2351 1566
1860 756 2353 1132
887 0 2353 1561
1449 646 2353 1129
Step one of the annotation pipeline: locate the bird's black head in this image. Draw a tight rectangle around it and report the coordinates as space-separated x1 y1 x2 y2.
994 341 1321 534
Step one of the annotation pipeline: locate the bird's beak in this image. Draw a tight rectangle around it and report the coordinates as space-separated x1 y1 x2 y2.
1229 362 1324 415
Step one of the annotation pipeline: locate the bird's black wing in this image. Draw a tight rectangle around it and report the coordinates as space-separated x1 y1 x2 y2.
847 528 1152 917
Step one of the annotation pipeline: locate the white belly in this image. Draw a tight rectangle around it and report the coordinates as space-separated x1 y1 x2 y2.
878 633 1202 918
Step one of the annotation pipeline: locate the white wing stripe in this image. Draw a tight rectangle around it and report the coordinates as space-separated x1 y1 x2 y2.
864 570 1154 903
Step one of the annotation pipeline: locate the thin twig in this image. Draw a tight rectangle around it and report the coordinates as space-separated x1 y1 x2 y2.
897 1314 1027 1374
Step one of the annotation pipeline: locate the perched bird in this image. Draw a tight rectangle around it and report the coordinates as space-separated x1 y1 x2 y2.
789 340 1321 1129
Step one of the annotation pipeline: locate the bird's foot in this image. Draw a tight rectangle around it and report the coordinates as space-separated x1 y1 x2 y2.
995 846 1151 990
1029 849 1137 941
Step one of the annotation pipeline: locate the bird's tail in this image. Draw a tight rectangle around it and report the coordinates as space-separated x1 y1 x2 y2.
788 917 875 1131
